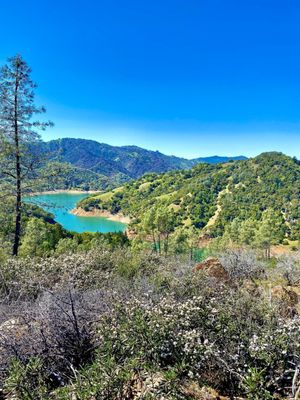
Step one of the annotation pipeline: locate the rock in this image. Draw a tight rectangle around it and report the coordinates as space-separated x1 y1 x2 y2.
181 381 243 399
120 372 246 400
271 285 299 306
121 372 165 399
242 279 261 295
271 285 299 317
0 318 28 340
195 257 229 282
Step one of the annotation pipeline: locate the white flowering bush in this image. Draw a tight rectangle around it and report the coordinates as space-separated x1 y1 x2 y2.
0 249 299 398
277 253 300 286
86 289 298 398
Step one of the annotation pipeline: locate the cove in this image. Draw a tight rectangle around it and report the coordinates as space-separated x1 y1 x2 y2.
25 192 127 233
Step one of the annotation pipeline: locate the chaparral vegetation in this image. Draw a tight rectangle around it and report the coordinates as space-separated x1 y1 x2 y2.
0 55 300 400
0 247 300 399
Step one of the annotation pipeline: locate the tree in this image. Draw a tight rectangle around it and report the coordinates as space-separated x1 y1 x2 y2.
170 226 199 261
141 206 176 255
55 237 80 255
255 209 286 258
186 226 200 262
0 55 53 255
155 206 175 256
170 227 189 255
141 207 158 252
19 218 52 257
225 218 242 245
239 219 258 246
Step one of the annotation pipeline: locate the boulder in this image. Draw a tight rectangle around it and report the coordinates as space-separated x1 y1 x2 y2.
195 257 229 282
271 285 299 317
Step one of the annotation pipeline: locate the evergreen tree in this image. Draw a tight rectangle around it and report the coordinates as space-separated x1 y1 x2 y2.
19 218 51 257
255 209 286 258
155 206 175 256
141 207 158 252
239 219 258 245
0 55 53 255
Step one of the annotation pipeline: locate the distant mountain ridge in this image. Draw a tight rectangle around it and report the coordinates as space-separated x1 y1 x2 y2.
193 155 247 164
38 138 247 187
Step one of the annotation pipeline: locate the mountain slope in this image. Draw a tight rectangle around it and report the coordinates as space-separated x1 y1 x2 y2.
37 138 246 187
78 152 300 240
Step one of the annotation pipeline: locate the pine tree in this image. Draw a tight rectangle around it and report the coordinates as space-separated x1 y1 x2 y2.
255 208 286 258
0 55 53 255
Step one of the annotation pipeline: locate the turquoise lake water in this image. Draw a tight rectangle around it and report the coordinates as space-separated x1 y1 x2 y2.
25 193 127 233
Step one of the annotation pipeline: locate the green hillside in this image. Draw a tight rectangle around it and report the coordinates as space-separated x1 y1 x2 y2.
78 152 300 240
33 138 246 190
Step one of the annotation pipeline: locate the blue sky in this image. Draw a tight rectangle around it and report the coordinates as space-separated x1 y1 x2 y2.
1 0 300 158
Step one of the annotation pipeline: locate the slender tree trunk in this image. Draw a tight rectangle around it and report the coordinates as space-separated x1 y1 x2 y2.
164 233 169 256
158 234 161 255
12 74 21 256
13 160 21 256
190 246 193 263
151 230 157 254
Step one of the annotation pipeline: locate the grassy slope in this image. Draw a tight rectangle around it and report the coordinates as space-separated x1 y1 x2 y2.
78 152 300 239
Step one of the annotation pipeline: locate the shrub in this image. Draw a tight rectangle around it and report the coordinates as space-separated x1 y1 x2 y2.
0 249 299 398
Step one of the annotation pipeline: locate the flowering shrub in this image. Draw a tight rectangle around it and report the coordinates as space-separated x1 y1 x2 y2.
0 249 299 398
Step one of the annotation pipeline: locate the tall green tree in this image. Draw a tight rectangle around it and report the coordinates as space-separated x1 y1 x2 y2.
141 206 158 252
0 55 52 255
255 208 286 258
155 206 175 255
19 218 51 257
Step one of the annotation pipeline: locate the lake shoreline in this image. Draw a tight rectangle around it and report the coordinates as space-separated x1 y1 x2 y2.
26 192 128 233
28 189 101 196
70 207 130 224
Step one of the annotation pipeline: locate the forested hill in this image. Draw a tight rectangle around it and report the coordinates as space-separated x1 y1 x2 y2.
78 152 300 240
37 138 246 189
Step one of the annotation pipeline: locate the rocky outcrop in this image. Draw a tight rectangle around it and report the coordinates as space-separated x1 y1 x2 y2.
195 257 229 282
181 381 233 399
271 285 299 317
271 285 299 306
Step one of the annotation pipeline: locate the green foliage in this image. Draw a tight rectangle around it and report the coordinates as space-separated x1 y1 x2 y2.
79 152 300 244
34 138 241 192
0 54 53 255
4 358 48 400
255 209 286 256
19 218 52 257
243 368 273 399
19 217 69 257
212 152 300 240
37 161 113 191
55 236 80 254
219 208 287 257
0 248 299 398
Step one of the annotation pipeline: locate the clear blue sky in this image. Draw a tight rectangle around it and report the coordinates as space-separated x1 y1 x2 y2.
1 0 300 158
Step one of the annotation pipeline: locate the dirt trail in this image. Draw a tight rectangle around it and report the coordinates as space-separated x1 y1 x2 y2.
205 186 230 228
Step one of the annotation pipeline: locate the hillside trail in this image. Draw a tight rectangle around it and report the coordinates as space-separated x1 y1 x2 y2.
205 185 230 229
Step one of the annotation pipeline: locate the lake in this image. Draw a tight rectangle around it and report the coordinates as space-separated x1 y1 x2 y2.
25 192 127 233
